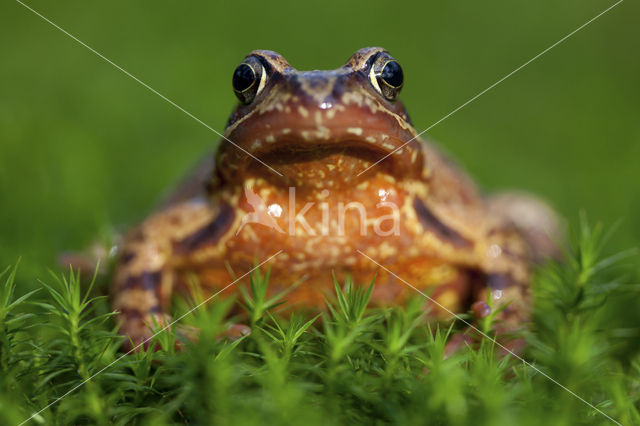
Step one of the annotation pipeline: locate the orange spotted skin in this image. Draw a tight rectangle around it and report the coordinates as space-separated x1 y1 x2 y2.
112 47 560 346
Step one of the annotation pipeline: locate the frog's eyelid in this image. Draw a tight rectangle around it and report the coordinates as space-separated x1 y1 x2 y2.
368 65 383 95
256 65 267 96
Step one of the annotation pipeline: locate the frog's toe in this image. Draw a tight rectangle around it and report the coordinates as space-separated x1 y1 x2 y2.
444 333 474 358
118 311 173 351
444 326 526 358
224 323 251 340
175 322 250 345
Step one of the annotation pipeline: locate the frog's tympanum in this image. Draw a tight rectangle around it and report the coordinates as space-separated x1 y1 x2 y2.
112 48 560 346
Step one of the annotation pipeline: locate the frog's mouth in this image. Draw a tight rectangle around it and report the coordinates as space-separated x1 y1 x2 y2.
256 138 395 162
218 98 424 187
223 137 419 189
261 141 392 176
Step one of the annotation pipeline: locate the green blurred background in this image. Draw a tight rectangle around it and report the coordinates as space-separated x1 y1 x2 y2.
1 0 639 283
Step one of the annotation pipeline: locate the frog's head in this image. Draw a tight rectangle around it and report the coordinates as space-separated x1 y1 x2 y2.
217 47 423 188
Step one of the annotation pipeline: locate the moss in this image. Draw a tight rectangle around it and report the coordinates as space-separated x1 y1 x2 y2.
2 219 639 425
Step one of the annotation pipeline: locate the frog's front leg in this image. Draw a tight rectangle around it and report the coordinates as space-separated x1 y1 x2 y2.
451 220 544 355
445 269 531 357
472 191 563 329
111 198 236 349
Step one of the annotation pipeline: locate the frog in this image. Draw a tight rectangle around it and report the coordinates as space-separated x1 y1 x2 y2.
112 47 561 348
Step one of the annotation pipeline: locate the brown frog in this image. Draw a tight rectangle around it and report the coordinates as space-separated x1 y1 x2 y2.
112 47 560 346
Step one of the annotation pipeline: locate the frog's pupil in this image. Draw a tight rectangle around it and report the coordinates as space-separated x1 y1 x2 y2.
233 64 256 92
381 61 403 88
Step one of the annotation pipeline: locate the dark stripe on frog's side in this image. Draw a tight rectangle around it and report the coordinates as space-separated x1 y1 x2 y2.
120 251 136 265
173 202 235 255
486 273 513 290
413 198 473 248
119 305 161 318
121 270 162 291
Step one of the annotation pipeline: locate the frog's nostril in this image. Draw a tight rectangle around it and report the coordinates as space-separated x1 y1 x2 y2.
295 73 338 104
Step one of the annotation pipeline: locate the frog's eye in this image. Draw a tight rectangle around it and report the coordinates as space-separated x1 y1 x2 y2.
232 57 266 104
369 54 404 101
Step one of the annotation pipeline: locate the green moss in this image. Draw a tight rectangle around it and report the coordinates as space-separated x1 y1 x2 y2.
2 220 639 425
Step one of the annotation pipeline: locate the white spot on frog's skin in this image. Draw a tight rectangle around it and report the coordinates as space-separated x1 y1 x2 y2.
382 175 397 184
298 106 309 118
347 127 363 136
365 136 376 143
341 91 363 107
250 139 262 150
362 96 379 114
326 109 336 119
379 241 397 259
316 125 330 140
267 203 283 218
378 188 389 201
487 244 502 259
265 134 275 143
382 142 395 150
315 111 323 125
411 150 418 163
328 245 341 259
281 128 291 134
